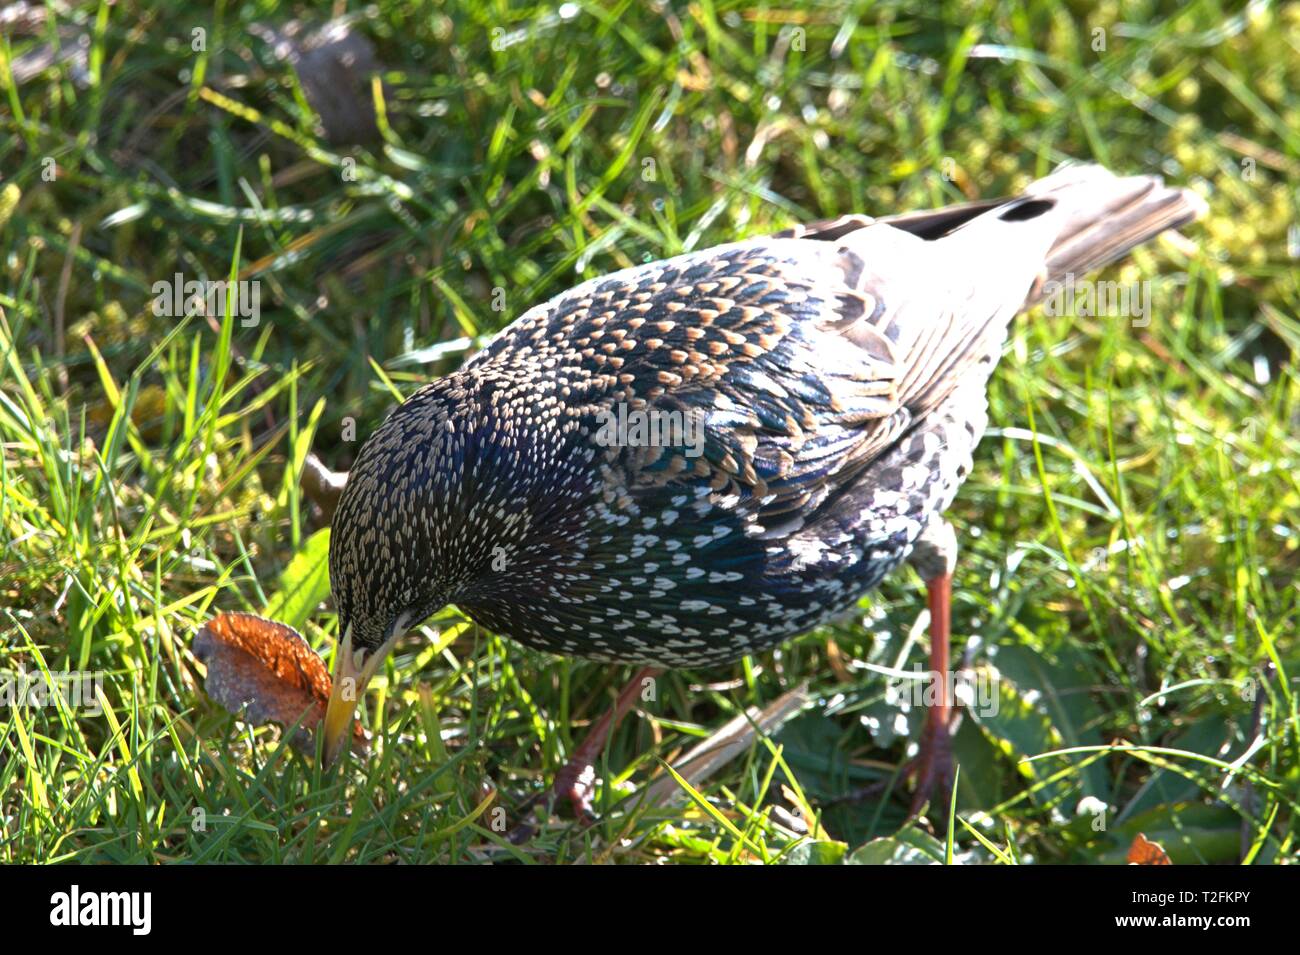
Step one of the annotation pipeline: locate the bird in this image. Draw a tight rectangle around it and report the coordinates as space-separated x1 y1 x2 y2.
321 163 1204 825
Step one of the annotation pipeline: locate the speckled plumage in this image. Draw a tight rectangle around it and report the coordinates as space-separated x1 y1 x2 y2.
330 165 1203 667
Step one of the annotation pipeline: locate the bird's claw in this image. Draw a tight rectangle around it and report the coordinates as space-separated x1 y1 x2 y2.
504 762 599 845
560 763 599 821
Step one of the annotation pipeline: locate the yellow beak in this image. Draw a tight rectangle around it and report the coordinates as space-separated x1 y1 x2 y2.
322 624 400 766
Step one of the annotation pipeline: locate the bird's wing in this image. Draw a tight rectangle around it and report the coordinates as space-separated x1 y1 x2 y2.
473 165 1199 538
554 229 1024 534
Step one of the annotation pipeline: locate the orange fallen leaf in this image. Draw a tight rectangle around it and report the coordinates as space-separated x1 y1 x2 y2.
1126 832 1172 865
193 612 366 756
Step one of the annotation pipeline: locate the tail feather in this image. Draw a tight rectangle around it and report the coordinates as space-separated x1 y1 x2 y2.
1016 164 1206 298
781 164 1205 292
872 163 1205 297
786 162 1204 420
854 163 1204 418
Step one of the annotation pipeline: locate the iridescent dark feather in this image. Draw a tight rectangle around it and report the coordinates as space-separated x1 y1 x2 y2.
329 164 1204 666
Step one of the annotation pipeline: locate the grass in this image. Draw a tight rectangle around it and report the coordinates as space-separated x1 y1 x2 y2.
1 0 1298 865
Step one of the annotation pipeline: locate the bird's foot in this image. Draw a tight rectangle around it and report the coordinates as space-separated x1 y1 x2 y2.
505 758 599 845
820 713 956 815
551 757 600 822
905 711 955 822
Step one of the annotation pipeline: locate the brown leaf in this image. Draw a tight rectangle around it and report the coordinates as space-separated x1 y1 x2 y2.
1126 832 1172 865
192 612 365 755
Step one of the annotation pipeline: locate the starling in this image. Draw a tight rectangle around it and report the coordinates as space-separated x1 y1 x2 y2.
322 164 1204 819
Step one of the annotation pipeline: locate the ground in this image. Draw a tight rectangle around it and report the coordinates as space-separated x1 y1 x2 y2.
1 0 1297 864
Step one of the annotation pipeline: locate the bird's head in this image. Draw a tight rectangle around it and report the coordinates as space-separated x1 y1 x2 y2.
320 368 585 764
321 380 464 765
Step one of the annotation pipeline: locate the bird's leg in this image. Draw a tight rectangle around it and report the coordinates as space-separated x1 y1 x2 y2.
509 666 661 842
903 517 959 820
908 571 955 819
551 665 662 818
822 522 961 818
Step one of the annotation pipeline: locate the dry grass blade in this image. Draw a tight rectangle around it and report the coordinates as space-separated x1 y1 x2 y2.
644 684 810 807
